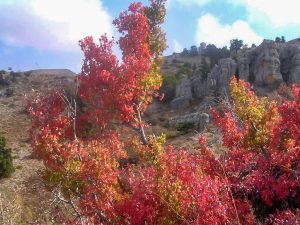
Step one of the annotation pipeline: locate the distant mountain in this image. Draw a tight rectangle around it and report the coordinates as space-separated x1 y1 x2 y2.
26 69 77 76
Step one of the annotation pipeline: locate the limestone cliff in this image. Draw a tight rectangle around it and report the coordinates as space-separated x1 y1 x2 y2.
169 38 300 109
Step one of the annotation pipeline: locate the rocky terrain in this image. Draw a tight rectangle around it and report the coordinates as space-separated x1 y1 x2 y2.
166 38 300 113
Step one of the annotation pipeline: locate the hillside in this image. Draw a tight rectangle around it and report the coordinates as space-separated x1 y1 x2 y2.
0 70 76 224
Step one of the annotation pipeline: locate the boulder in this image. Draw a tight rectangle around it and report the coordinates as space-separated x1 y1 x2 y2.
169 112 209 132
170 75 192 109
251 40 282 86
210 58 237 95
191 75 209 99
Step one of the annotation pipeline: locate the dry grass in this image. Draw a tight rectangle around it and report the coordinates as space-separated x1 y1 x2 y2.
0 71 75 224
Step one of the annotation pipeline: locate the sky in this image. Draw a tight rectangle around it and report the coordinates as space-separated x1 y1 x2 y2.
0 0 300 72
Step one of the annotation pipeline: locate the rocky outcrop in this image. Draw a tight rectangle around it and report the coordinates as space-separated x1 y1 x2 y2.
191 75 208 99
251 40 282 86
211 58 237 95
208 39 300 94
168 38 300 108
279 43 300 84
169 112 209 132
170 75 193 109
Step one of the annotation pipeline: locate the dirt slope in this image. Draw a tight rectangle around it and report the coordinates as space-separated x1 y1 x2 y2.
0 70 75 224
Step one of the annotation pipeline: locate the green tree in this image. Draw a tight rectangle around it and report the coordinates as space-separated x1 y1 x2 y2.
190 45 198 56
160 74 177 102
199 58 210 79
0 136 14 178
204 44 219 66
198 42 206 54
181 48 189 56
275 36 281 43
230 38 243 52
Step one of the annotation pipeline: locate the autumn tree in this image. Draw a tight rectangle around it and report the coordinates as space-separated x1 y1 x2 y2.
28 1 300 224
209 77 300 223
28 1 167 224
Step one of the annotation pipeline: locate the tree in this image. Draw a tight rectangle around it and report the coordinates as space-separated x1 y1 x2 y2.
275 36 281 43
189 45 198 56
180 48 189 56
28 1 167 223
28 1 300 224
219 46 230 59
199 58 210 79
203 44 219 66
230 38 243 52
198 42 206 54
275 36 286 43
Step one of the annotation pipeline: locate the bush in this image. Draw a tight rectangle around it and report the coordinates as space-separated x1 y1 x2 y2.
175 121 194 134
175 63 193 78
160 74 177 102
209 77 300 222
0 136 14 178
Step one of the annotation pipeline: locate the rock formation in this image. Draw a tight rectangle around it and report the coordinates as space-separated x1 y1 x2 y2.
170 75 193 109
169 112 209 132
168 38 300 108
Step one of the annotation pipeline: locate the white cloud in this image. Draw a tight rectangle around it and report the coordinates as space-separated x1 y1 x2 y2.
167 0 210 8
0 0 113 53
229 0 300 27
173 39 183 53
195 13 263 47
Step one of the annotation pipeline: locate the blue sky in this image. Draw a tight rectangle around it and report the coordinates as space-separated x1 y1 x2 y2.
0 0 300 72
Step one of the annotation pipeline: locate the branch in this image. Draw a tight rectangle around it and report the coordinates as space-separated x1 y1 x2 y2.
136 104 148 145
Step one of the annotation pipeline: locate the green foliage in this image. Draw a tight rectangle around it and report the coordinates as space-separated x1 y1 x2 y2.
199 58 210 79
160 63 193 102
175 122 194 134
230 38 244 52
0 136 14 178
166 129 181 138
175 62 192 77
160 74 177 102
180 48 189 56
189 45 198 56
202 44 230 66
275 36 286 43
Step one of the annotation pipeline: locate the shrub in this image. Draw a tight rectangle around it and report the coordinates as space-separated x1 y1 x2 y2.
0 136 14 178
209 77 300 222
160 74 177 102
175 63 193 78
175 121 194 134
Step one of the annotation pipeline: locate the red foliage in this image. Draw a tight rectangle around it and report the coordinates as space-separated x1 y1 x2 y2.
211 77 300 222
28 1 300 224
78 2 161 132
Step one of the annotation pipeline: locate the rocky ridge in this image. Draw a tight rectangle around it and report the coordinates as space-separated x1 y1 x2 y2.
170 38 300 109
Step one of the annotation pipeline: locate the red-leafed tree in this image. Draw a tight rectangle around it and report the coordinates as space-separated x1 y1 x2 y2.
209 77 300 223
28 1 170 224
28 1 300 224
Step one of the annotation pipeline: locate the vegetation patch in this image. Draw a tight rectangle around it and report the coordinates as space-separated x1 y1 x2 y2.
0 136 14 178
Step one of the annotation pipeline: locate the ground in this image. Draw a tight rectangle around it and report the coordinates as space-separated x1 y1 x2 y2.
0 70 74 224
